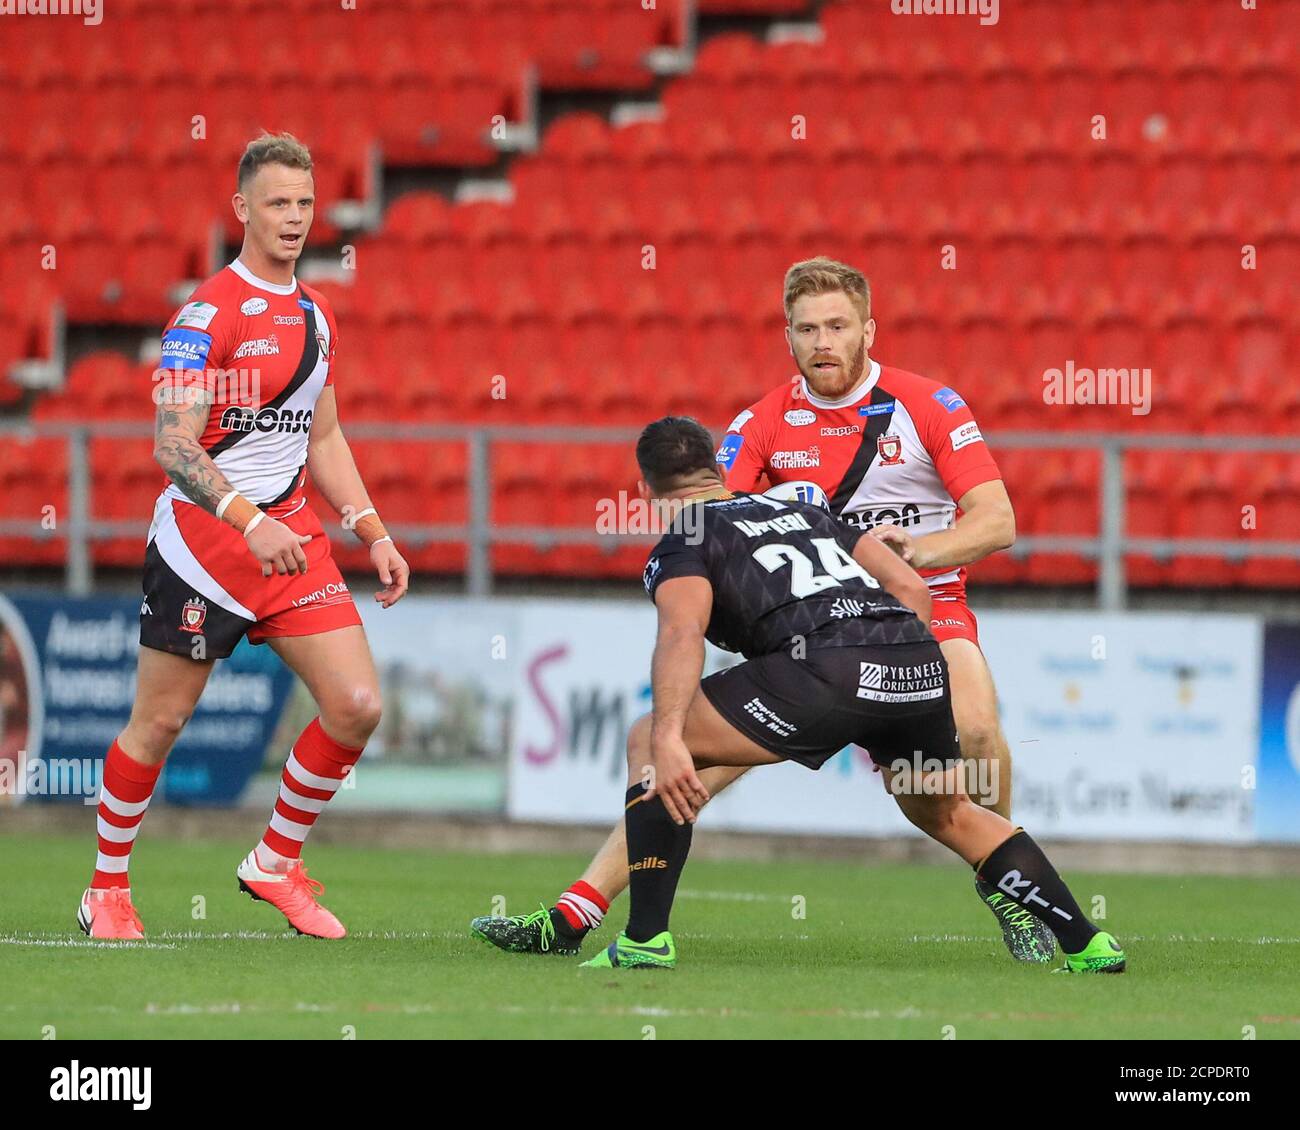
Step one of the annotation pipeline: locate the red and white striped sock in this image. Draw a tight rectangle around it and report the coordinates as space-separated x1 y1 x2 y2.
255 718 363 872
556 880 609 932
91 739 163 890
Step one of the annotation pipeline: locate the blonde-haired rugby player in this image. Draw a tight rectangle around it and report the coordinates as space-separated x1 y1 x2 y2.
77 133 409 940
472 257 1056 965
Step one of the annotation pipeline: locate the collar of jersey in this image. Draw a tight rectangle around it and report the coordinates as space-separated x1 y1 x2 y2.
799 359 881 410
684 487 734 505
229 258 298 296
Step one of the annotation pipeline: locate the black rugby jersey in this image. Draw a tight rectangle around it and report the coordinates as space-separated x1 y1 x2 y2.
643 492 932 659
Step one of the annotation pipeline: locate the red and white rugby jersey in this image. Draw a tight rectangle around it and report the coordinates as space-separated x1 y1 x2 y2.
718 360 1002 591
151 258 338 521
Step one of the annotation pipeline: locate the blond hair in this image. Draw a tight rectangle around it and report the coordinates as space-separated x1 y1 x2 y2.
783 256 871 323
237 132 313 192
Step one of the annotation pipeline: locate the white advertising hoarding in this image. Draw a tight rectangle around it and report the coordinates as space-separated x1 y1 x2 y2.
506 604 1262 843
979 613 1260 842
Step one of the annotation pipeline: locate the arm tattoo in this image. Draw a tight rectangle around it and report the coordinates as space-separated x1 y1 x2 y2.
153 388 237 513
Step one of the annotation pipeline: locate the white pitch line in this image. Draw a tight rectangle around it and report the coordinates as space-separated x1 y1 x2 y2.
676 889 784 903
0 930 449 945
0 1000 929 1023
0 935 179 950
6 930 1297 949
906 934 1300 945
149 930 447 942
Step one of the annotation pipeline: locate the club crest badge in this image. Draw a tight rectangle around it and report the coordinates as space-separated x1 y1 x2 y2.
876 434 905 466
180 597 207 633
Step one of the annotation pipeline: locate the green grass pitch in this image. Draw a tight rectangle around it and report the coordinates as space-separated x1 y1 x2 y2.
2 832 1298 1039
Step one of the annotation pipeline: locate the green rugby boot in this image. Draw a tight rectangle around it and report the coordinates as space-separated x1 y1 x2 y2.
976 877 1058 963
470 905 584 956
1058 931 1126 974
580 930 676 969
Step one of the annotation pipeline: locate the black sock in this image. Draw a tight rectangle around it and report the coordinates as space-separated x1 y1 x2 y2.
975 830 1097 953
624 783 692 943
547 908 585 940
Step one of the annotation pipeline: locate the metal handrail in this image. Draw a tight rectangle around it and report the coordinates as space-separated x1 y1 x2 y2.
1 420 1297 607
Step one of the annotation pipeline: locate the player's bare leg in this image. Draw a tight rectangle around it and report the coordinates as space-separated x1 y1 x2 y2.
883 763 1124 972
471 761 751 955
581 692 784 968
79 647 215 939
941 637 1012 819
268 624 383 749
118 647 217 766
236 625 382 938
881 762 1009 867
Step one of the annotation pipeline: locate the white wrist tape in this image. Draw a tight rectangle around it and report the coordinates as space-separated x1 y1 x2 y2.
215 491 242 520
351 507 378 526
370 535 393 547
243 511 267 538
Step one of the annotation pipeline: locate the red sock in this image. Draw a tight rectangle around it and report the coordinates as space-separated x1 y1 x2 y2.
258 718 363 862
91 740 163 890
556 879 609 931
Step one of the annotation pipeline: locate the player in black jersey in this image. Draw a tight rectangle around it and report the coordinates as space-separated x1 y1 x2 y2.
580 418 1125 973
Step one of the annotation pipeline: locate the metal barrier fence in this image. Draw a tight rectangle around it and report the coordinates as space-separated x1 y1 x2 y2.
2 421 1298 609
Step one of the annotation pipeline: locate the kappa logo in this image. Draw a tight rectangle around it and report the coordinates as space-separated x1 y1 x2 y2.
139 600 151 616
876 433 905 465
272 314 304 326
180 597 207 633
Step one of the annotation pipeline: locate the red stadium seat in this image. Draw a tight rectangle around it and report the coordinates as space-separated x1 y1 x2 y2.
1023 451 1100 586
1123 450 1176 587
90 437 157 568
1241 455 1300 589
0 436 68 567
1 0 1288 587
1168 453 1251 588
